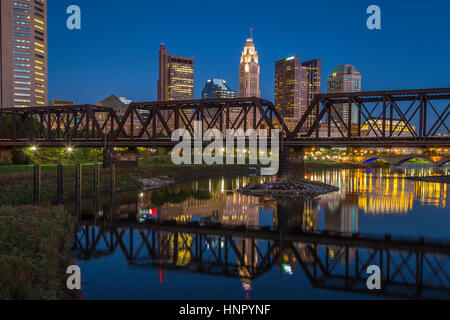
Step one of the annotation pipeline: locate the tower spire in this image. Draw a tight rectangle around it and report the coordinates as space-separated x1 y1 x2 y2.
250 28 253 40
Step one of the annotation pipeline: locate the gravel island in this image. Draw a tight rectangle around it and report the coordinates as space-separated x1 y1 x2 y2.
139 177 175 190
237 179 339 200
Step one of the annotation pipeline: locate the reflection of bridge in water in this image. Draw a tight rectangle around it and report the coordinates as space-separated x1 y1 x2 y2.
73 220 450 299
70 170 450 299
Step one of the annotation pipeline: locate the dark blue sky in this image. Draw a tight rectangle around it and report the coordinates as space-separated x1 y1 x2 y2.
48 0 450 104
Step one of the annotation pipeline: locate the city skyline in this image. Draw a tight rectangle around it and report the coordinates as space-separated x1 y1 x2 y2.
46 1 450 106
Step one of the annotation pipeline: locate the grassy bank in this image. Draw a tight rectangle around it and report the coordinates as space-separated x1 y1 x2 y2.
0 163 255 206
0 157 376 206
0 206 75 300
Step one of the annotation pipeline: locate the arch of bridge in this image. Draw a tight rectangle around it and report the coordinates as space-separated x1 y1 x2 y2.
360 155 450 166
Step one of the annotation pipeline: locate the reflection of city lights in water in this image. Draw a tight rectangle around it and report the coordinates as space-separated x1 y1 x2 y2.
282 264 293 275
242 283 251 292
310 168 449 214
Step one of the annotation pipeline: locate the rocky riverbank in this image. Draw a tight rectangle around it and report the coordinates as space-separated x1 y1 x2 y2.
237 179 339 200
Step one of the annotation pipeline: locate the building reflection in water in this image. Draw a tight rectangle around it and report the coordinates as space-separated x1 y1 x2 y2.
73 168 450 299
307 168 449 215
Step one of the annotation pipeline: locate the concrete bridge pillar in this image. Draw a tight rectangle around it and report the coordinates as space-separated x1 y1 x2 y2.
103 148 115 168
279 147 305 178
103 147 139 168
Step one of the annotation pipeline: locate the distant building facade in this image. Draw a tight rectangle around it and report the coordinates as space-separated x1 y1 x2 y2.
95 94 140 134
50 99 74 106
158 44 194 101
300 59 322 130
327 64 362 127
275 57 301 131
201 79 236 121
119 97 132 105
201 79 236 99
0 0 48 108
361 118 415 137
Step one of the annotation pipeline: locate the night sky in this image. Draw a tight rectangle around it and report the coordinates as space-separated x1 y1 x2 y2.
48 0 450 104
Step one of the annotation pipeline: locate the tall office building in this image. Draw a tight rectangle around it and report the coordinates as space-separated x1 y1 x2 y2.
238 30 260 98
300 59 322 130
158 44 194 101
0 0 48 108
274 57 322 132
274 56 301 131
201 79 236 99
327 64 362 126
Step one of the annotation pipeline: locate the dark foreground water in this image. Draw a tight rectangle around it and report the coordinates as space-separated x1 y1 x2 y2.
71 167 450 300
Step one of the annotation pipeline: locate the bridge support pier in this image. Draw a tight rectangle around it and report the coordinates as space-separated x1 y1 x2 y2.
103 147 139 168
103 148 115 169
93 163 100 214
109 163 116 217
279 147 305 178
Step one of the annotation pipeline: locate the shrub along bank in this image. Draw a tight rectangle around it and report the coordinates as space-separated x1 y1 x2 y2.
0 206 75 300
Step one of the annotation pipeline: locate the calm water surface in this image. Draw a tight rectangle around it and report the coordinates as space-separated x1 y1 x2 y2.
71 167 450 300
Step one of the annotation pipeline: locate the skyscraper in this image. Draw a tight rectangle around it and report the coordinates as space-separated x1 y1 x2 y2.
275 56 301 131
0 0 48 108
274 57 322 132
300 59 322 130
201 79 236 99
158 44 194 102
327 64 362 126
238 30 260 98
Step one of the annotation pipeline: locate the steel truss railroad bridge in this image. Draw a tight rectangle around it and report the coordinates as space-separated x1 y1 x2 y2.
0 88 449 149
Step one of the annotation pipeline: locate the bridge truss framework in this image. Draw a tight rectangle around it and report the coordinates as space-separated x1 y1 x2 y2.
0 88 449 148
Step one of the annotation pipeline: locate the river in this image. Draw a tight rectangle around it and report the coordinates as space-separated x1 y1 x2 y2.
71 167 450 300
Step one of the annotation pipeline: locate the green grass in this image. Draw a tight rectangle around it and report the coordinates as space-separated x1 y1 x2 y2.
0 163 93 175
0 206 75 300
0 163 255 206
0 164 140 206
